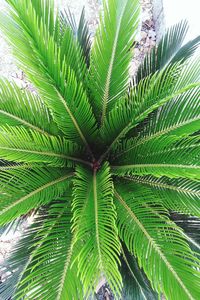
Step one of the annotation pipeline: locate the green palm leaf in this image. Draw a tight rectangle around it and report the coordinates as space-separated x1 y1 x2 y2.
114 182 200 299
63 7 91 67
137 20 200 80
16 200 82 300
72 163 122 297
99 59 200 160
0 211 45 300
89 0 140 124
0 0 199 299
0 79 59 135
0 168 73 226
111 136 200 179
0 198 83 300
100 64 178 145
120 245 159 300
7 0 87 81
113 87 200 159
0 0 97 156
0 126 85 167
128 175 200 217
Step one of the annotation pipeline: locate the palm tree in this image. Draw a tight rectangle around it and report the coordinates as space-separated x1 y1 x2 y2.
0 0 200 299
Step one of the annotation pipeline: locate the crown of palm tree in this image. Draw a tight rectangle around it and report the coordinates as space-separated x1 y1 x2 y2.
0 0 200 299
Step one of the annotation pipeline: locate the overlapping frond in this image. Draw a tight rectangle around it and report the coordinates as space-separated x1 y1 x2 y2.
111 136 200 179
6 0 86 81
62 7 91 67
0 0 199 299
114 182 200 300
0 79 59 135
137 20 200 80
0 198 83 300
100 64 178 146
99 58 200 160
89 0 140 124
0 126 83 167
120 246 159 300
131 57 200 128
0 168 73 226
171 213 200 253
0 212 44 300
0 0 97 154
113 87 200 159
72 163 122 297
127 175 200 217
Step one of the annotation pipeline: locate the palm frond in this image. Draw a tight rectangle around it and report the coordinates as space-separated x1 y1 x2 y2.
99 59 200 160
126 175 200 217
62 7 91 67
0 168 73 226
170 213 200 253
0 1 199 298
0 0 97 155
111 136 200 179
72 163 122 297
89 0 140 124
0 160 34 171
0 198 83 300
0 79 59 136
132 58 200 128
7 0 86 81
121 176 200 250
114 87 200 159
114 182 200 300
100 64 177 144
0 126 86 167
137 20 200 80
120 245 159 300
0 213 42 300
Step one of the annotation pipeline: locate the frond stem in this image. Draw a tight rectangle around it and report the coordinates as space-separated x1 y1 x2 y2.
111 163 200 171
93 169 103 268
100 3 126 127
57 92 95 160
0 110 52 136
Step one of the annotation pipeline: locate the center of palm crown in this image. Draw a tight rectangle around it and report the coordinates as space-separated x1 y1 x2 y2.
91 160 101 171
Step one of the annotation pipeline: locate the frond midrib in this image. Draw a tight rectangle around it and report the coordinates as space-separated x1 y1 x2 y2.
15 209 66 294
124 176 200 197
0 173 73 217
93 169 103 268
100 2 127 126
56 92 94 158
114 116 200 159
0 109 51 136
111 163 200 170
56 236 74 300
0 145 91 166
0 164 32 171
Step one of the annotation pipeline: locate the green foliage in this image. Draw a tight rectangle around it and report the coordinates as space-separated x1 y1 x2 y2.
114 182 200 299
0 0 199 299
